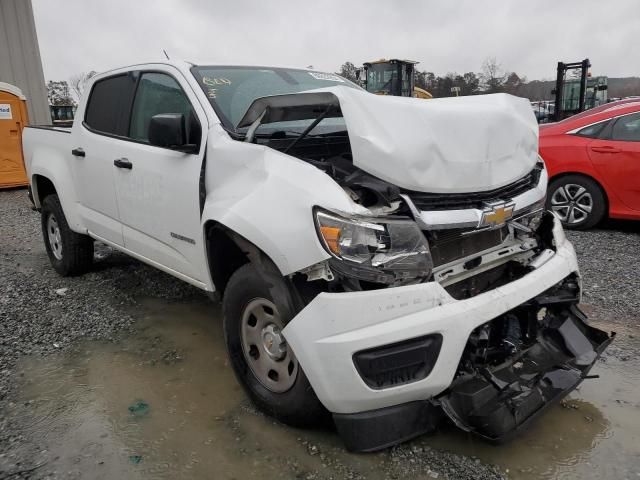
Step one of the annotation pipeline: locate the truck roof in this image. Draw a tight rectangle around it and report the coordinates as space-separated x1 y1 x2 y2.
95 60 322 78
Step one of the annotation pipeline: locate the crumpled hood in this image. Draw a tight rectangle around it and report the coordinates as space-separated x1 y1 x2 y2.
239 87 539 193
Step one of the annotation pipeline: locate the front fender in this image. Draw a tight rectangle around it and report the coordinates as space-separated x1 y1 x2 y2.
201 128 365 276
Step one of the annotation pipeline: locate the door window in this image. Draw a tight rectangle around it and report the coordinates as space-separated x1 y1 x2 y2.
84 73 137 136
575 120 609 138
129 72 200 145
610 113 640 142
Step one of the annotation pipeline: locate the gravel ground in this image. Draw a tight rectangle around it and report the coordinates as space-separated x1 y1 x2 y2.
0 189 204 478
567 224 640 317
1 188 638 479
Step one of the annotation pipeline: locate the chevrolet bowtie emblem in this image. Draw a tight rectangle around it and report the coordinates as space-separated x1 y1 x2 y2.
479 201 515 228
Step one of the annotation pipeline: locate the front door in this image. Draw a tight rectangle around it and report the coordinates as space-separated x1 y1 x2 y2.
112 69 208 283
0 92 28 188
588 112 640 211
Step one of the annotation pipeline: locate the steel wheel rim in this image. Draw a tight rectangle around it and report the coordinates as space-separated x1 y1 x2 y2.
46 213 63 260
550 183 593 225
240 298 298 393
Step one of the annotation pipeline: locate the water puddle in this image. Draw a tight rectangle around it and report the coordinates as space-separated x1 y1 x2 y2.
13 299 640 479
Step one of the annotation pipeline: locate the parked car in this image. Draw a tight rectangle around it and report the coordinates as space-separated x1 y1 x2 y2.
540 99 640 229
21 61 611 451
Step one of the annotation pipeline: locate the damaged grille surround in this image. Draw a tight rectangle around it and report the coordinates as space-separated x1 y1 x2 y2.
405 165 543 211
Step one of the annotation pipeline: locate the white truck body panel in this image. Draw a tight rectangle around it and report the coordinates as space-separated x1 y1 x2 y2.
22 127 83 229
201 127 367 276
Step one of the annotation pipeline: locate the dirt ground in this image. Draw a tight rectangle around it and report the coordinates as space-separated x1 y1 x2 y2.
1 189 639 479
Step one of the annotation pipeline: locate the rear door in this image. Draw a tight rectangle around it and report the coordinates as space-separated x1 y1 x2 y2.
588 112 640 211
112 67 208 284
72 73 138 245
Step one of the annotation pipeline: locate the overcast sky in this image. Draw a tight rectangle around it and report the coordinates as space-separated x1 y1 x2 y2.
32 0 640 82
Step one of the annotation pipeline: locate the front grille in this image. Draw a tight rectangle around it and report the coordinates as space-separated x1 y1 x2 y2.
406 167 541 211
427 226 509 267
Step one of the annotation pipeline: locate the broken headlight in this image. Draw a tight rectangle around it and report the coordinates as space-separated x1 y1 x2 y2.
315 210 433 283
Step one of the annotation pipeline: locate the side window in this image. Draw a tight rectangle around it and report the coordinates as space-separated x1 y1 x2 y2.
610 113 640 142
84 74 137 136
129 72 200 145
575 120 609 138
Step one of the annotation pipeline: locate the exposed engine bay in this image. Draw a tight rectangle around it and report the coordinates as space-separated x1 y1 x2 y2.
254 129 399 210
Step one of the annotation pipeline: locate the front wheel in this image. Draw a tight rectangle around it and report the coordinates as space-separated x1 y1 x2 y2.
546 175 606 230
41 194 94 276
222 263 326 427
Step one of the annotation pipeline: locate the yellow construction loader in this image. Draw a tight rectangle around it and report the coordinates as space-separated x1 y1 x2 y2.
358 59 432 99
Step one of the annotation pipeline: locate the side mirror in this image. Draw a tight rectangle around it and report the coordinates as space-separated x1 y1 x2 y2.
148 113 198 153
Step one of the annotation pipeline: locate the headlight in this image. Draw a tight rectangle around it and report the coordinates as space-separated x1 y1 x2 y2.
315 209 433 284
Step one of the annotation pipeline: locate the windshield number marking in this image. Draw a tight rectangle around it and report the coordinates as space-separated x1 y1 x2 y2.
203 76 232 86
308 72 344 82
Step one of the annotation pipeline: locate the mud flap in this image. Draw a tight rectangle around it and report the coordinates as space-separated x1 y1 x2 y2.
438 307 613 442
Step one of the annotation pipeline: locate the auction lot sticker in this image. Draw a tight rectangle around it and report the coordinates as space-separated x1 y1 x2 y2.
0 104 12 120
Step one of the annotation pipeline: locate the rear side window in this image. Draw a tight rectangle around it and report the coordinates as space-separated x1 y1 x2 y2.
575 120 609 138
610 112 640 142
84 74 137 136
129 72 200 144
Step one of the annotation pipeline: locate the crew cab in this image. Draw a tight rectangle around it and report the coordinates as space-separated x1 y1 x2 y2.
22 61 612 452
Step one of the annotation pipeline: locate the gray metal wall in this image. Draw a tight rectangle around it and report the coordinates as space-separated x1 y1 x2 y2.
0 0 50 124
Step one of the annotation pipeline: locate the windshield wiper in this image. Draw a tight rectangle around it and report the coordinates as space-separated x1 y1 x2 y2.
282 105 334 154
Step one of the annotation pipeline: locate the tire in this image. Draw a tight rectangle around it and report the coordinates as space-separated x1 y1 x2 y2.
41 194 94 276
546 175 606 230
222 262 327 427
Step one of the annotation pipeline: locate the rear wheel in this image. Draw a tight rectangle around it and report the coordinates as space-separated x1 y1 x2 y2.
546 175 606 230
41 194 94 276
222 263 326 427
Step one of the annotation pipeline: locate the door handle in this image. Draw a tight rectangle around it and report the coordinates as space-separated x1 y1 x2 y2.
71 147 85 157
113 158 133 169
590 146 621 153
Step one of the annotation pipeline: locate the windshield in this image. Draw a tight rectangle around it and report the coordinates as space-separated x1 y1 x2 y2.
191 66 360 130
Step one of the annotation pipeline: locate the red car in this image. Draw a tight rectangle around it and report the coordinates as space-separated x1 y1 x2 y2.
539 99 640 229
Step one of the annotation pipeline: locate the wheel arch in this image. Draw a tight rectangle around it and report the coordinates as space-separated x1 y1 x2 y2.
203 220 285 296
31 174 57 207
29 165 84 232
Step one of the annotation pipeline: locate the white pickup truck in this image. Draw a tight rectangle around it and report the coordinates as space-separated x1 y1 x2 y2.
22 61 611 451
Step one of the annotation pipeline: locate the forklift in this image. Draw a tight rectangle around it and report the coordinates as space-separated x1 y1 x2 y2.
552 58 608 121
357 59 432 99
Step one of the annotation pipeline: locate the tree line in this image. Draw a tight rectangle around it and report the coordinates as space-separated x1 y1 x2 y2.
339 58 532 98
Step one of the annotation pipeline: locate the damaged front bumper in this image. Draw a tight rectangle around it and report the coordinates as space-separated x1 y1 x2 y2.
282 217 613 451
438 304 612 443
